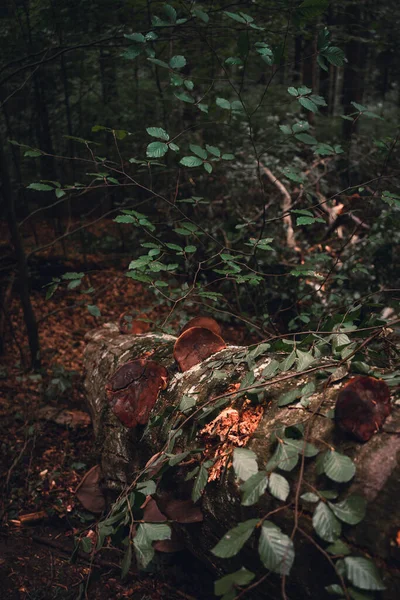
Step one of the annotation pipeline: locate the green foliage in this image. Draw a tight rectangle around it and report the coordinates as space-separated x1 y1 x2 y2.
258 522 294 575
13 1 399 596
211 519 259 558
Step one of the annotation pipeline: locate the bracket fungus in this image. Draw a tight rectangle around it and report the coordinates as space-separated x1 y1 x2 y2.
180 316 222 337
334 375 391 442
174 326 226 372
106 359 168 428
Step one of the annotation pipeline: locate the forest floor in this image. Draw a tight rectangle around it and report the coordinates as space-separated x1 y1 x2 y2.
0 219 253 600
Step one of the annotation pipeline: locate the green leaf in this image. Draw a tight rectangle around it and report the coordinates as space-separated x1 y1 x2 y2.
212 519 258 558
317 54 328 71
24 150 42 157
258 522 294 575
136 480 156 495
215 568 255 596
233 448 258 481
225 57 243 65
170 73 184 86
282 350 296 371
326 539 351 556
61 272 84 280
170 55 186 69
288 87 299 96
295 133 317 145
146 127 169 141
28 182 53 191
280 167 304 183
268 473 290 501
169 451 190 466
184 79 194 91
147 57 169 69
189 144 207 159
180 156 203 167
325 584 344 596
319 490 339 500
192 8 209 23
163 3 177 22
299 97 318 113
312 501 342 542
179 395 197 412
205 145 221 157
224 11 247 24
114 215 135 224
322 46 346 67
310 94 327 106
221 153 235 160
296 349 315 370
216 97 231 110
278 388 301 407
240 471 268 506
279 124 292 135
192 462 211 502
184 245 196 253
344 557 386 591
146 141 168 158
198 103 209 113
301 492 319 503
165 243 183 252
67 279 81 290
124 32 145 43
284 439 319 457
266 442 299 472
328 495 367 525
262 359 280 379
323 451 356 483
121 544 132 579
87 304 101 317
203 162 212 174
133 523 171 568
174 91 195 103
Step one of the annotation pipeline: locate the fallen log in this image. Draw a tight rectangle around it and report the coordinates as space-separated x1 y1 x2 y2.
83 323 400 600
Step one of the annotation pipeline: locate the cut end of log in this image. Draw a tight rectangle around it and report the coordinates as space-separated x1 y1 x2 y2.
335 376 391 442
106 359 168 428
173 327 226 372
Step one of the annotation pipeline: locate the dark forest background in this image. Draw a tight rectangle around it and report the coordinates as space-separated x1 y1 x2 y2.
0 0 399 366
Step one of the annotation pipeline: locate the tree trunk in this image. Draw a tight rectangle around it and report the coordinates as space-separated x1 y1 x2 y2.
341 4 369 140
83 325 400 600
0 132 40 368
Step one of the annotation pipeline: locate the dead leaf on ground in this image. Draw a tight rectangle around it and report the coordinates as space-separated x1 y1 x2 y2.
75 465 106 514
37 406 91 428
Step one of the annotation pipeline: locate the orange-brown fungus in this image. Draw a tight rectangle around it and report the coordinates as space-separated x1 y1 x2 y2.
173 326 226 372
106 359 168 428
180 316 222 337
201 400 264 481
335 375 391 442
118 311 151 334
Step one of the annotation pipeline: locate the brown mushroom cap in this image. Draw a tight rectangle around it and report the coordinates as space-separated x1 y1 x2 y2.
174 327 226 372
180 316 222 337
335 376 391 442
106 359 168 428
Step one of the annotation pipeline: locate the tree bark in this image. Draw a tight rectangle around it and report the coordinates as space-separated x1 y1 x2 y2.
84 325 400 600
0 131 40 368
341 4 369 140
